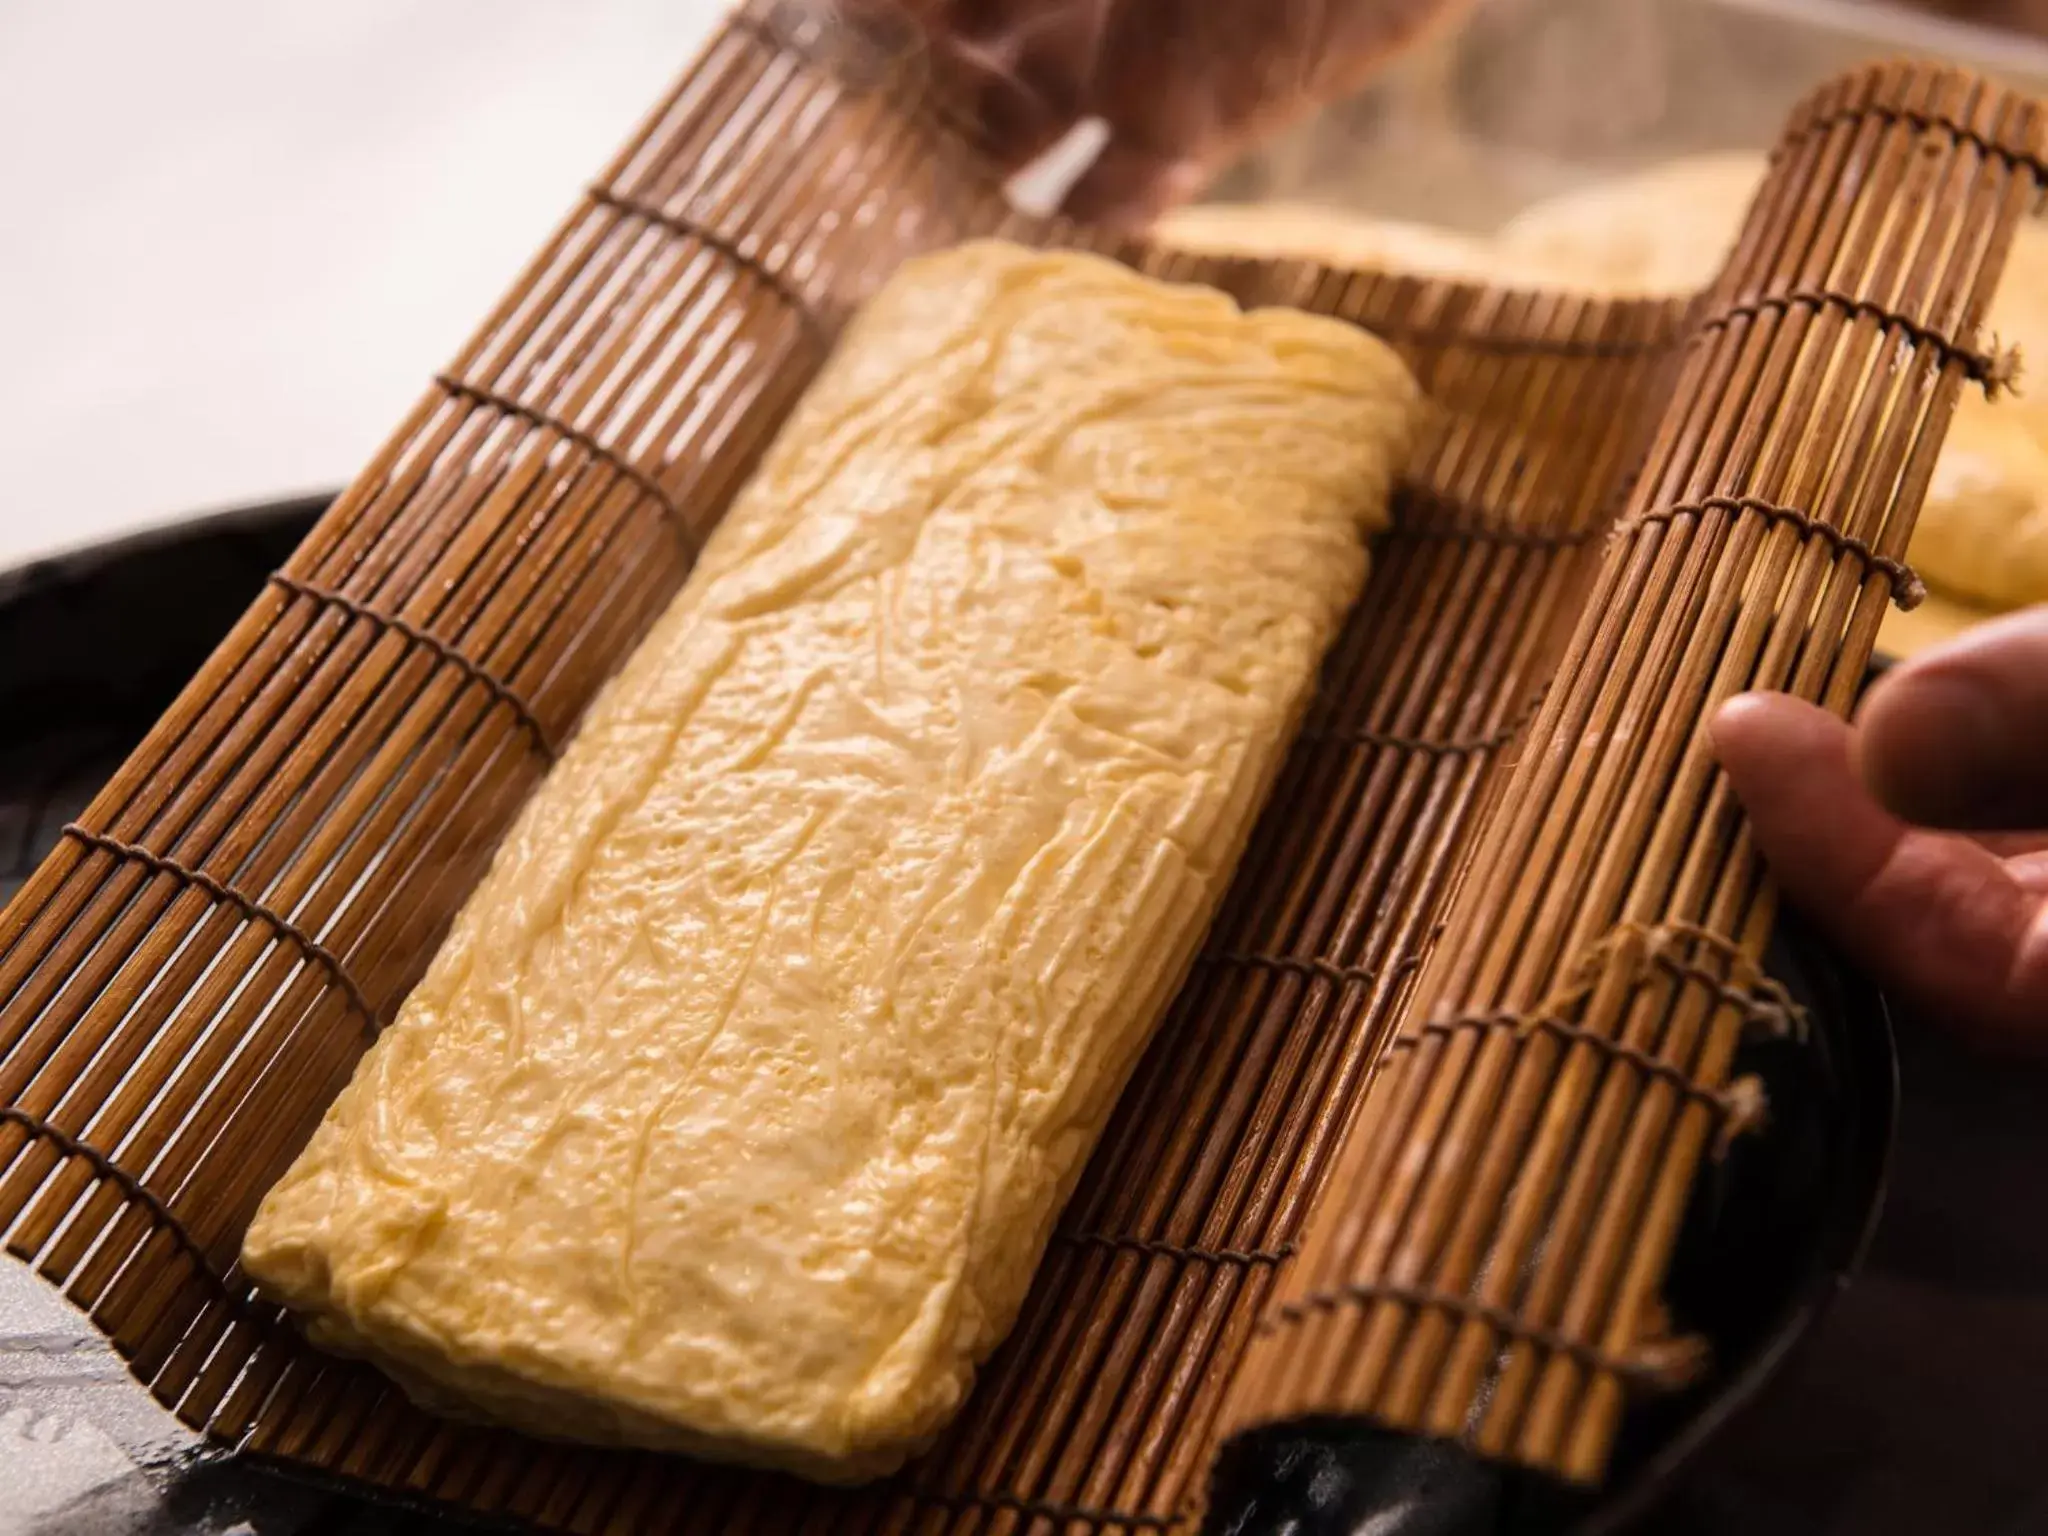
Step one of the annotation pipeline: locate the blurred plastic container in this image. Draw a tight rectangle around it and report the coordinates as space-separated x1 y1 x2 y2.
1205 0 2048 229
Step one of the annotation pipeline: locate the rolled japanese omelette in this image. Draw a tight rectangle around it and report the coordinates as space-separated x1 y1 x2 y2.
241 240 1421 1481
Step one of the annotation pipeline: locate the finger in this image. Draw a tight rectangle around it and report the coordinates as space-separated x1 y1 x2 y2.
947 32 1074 172
825 0 1073 171
1856 603 2048 832
1060 0 1227 220
1711 691 2048 1050
1060 139 1212 224
955 0 1105 169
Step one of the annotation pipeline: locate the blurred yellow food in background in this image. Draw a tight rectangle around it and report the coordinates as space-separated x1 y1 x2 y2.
1157 160 2048 658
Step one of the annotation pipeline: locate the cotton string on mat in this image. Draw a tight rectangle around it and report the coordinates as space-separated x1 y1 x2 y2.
0 3 2039 1531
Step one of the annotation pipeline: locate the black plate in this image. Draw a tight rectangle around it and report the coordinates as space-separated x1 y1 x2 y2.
0 500 1901 1536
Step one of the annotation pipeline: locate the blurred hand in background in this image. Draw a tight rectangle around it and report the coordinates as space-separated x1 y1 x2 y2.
846 0 1469 221
1914 0 2048 33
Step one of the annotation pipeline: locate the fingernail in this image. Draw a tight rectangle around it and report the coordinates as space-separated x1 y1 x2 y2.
1707 692 1770 754
1710 692 1762 726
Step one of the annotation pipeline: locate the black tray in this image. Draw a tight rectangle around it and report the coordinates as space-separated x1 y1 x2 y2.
0 499 1980 1536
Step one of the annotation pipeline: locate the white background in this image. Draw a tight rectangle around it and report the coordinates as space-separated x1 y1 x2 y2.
0 1 727 567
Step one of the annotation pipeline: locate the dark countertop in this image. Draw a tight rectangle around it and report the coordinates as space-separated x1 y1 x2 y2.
1650 1012 2048 1536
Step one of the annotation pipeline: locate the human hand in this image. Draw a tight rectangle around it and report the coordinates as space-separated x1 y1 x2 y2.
1711 607 2048 1052
845 0 1467 222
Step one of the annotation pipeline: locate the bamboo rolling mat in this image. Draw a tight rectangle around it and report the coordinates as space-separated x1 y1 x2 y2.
0 3 2041 1531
